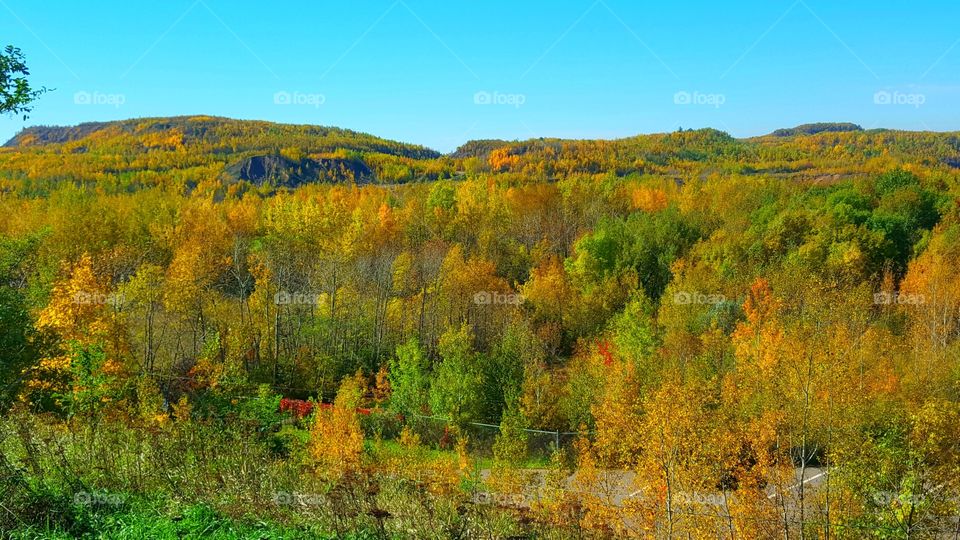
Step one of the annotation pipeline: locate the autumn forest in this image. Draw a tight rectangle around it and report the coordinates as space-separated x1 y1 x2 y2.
0 113 956 538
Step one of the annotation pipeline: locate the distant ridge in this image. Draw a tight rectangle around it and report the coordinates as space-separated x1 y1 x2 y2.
4 115 441 159
2 116 445 188
767 123 864 137
5 118 883 159
3 116 960 190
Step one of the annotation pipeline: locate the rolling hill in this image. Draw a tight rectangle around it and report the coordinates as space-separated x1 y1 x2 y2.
3 117 960 194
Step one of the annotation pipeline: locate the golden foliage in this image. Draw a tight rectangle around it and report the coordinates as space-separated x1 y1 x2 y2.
308 372 367 479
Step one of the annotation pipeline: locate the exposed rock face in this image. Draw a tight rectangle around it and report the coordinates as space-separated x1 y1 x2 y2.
235 155 287 183
226 154 374 187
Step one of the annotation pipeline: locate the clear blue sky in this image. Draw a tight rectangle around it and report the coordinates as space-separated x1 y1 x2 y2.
2 0 959 152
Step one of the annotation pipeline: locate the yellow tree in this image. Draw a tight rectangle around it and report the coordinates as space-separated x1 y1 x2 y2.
119 263 165 372
899 226 960 394
308 371 366 480
729 278 800 535
28 253 129 407
573 353 644 536
732 278 785 398
632 379 716 539
520 255 575 355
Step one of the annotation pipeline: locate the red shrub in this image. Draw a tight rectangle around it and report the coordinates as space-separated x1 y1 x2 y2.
279 398 315 419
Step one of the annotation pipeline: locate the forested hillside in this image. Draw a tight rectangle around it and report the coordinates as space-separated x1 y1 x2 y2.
1 117 959 538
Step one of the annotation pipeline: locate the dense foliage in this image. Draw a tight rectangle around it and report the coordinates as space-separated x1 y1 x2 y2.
1 117 959 538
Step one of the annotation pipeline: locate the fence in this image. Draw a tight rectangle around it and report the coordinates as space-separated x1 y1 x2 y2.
142 370 589 462
386 413 587 462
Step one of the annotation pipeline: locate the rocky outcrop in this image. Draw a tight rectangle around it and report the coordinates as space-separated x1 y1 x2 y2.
225 154 374 187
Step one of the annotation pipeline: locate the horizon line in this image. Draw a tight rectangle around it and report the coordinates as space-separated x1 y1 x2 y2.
8 115 958 154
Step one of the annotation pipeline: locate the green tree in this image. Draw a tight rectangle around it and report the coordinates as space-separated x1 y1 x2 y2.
62 343 117 418
492 400 528 463
388 338 430 416
608 292 659 365
479 322 539 422
0 235 41 408
429 324 483 424
1 46 48 119
566 206 701 301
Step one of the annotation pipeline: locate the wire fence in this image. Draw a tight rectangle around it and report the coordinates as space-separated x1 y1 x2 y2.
8 370 960 537
138 369 589 462
398 413 587 461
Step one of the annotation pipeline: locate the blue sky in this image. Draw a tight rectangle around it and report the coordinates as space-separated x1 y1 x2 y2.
2 0 959 152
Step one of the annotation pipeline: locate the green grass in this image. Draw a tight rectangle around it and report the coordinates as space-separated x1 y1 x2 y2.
0 414 556 539
6 501 350 539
